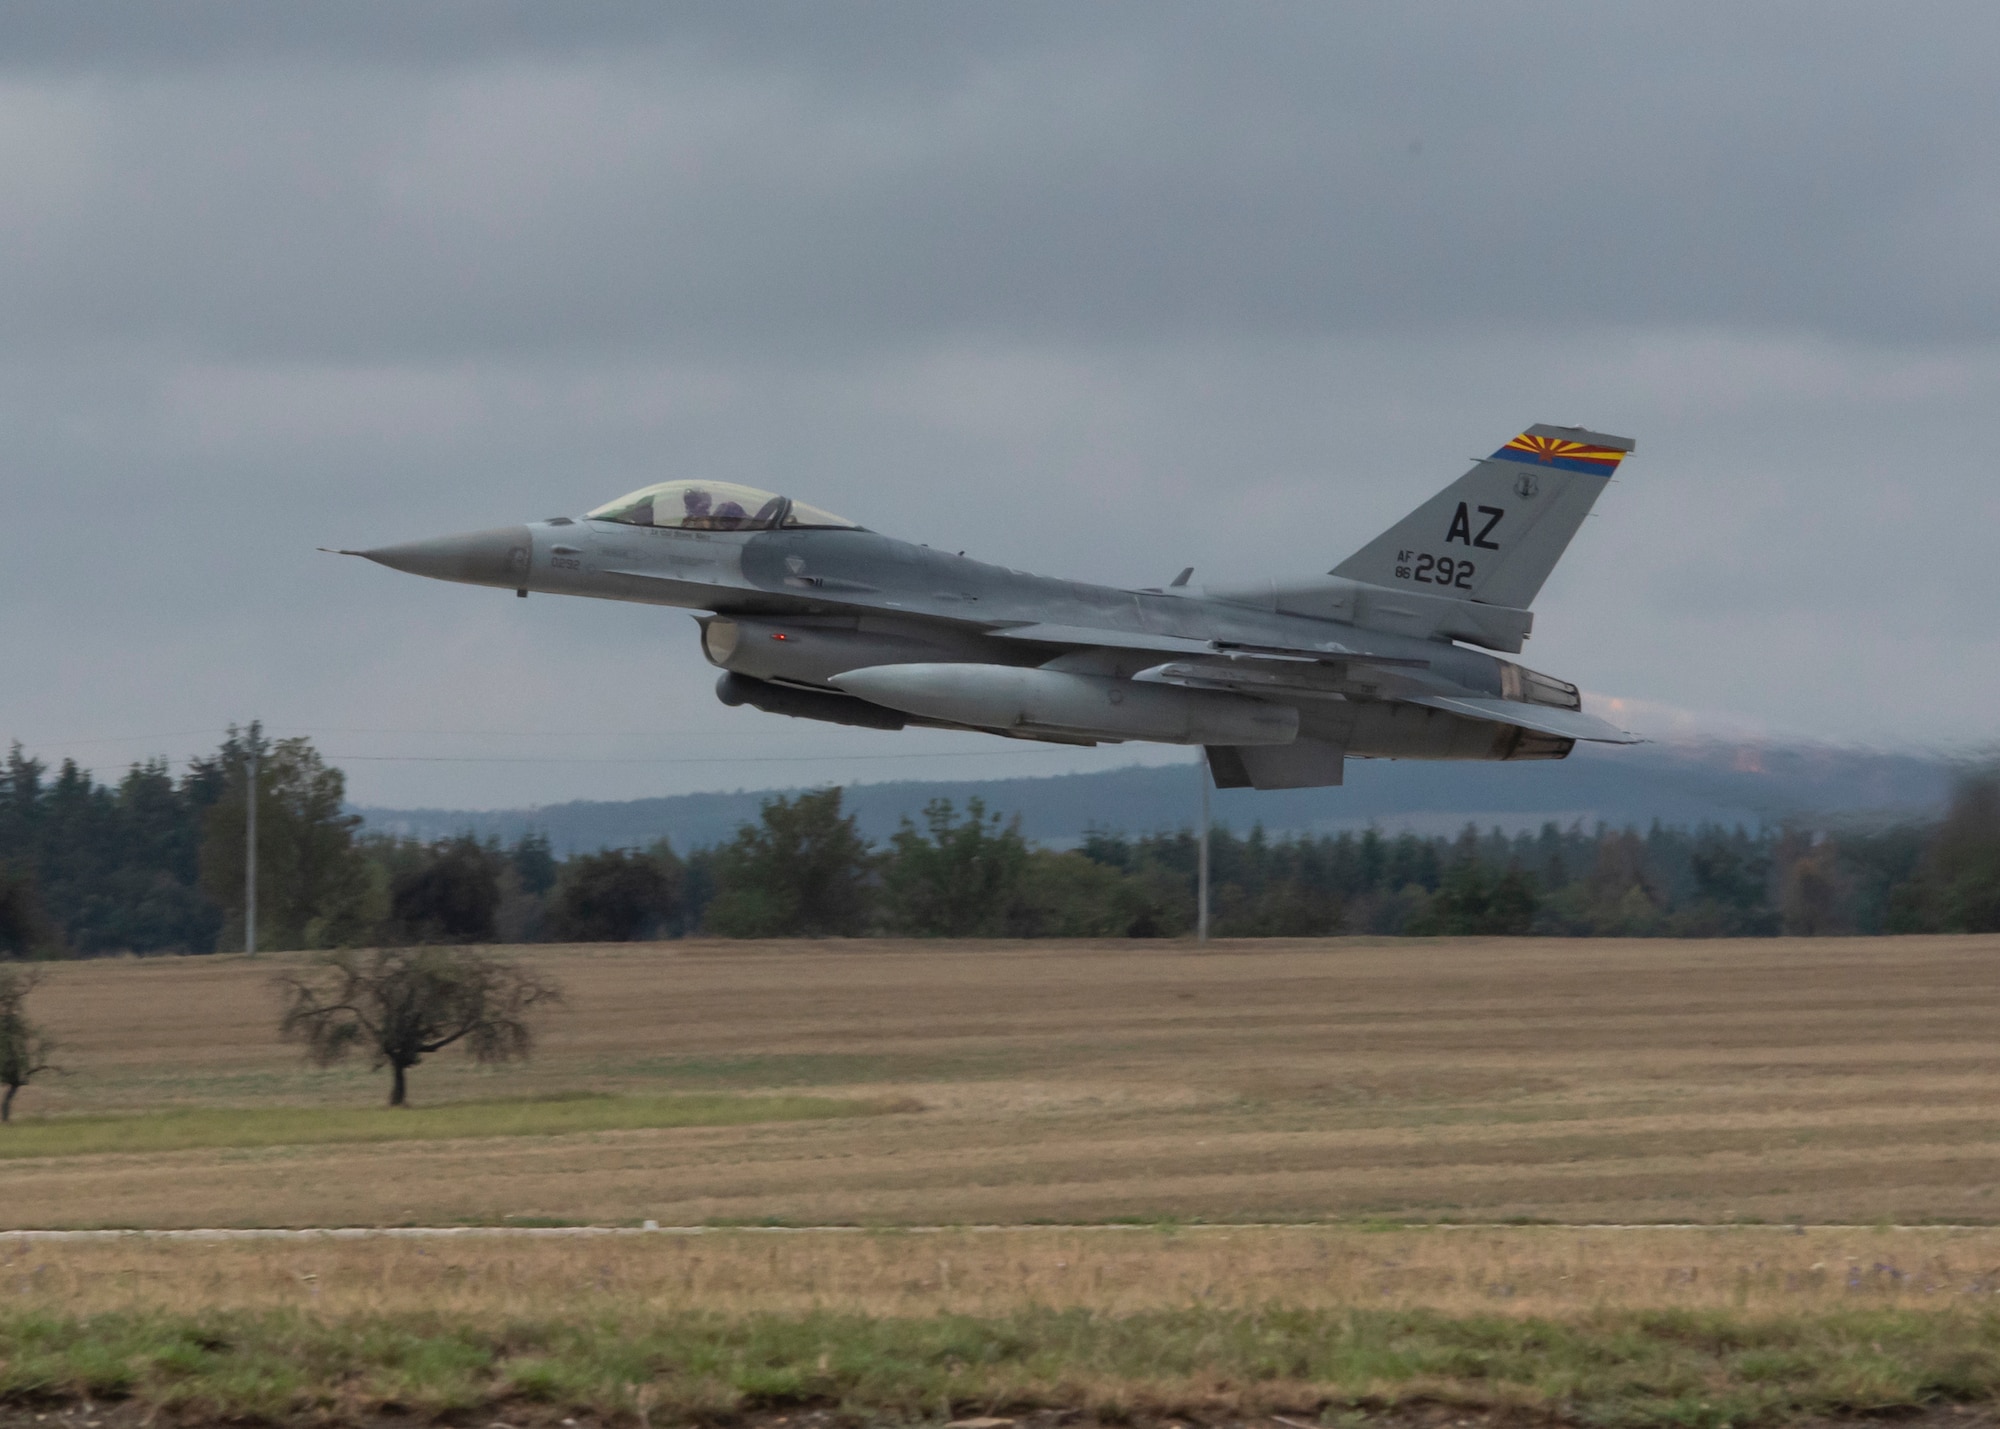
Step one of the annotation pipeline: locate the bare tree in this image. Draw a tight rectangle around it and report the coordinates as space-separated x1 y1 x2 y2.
0 967 58 1122
277 947 562 1107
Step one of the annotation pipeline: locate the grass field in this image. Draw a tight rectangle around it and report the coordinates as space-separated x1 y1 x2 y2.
9 935 2000 1424
10 1301 2000 1427
7 1225 2000 1317
9 934 2000 1229
7 1227 2000 1424
0 1092 897 1161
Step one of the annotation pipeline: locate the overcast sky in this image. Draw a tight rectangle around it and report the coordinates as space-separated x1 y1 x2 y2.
4 1 1998 809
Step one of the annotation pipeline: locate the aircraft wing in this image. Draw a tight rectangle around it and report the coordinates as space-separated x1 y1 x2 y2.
988 623 1216 655
1133 652 1638 744
1398 694 1640 744
987 622 1429 666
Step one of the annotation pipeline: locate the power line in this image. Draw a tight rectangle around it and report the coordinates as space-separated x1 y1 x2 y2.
3 724 1080 756
12 727 714 745
13 731 1119 768
6 728 233 748
324 748 1077 765
316 728 774 739
12 727 1081 748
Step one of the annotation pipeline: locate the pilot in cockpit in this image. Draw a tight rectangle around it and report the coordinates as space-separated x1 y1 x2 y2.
586 479 859 532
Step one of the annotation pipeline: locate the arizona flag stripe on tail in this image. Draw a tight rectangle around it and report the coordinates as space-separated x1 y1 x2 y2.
1492 431 1629 475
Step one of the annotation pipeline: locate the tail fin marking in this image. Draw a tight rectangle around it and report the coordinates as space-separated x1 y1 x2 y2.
1330 423 1633 612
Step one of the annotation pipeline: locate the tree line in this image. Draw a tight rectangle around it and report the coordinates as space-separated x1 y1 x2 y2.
4 729 1999 954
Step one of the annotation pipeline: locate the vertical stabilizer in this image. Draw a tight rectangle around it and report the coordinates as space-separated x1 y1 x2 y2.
1330 424 1633 610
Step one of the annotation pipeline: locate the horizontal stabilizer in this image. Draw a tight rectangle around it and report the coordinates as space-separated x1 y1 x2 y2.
1400 693 1640 744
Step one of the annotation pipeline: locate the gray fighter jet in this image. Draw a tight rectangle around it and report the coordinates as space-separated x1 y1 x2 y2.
337 423 1638 789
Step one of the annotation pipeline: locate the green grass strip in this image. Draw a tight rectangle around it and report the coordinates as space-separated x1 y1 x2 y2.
0 1092 891 1159
2 1307 1999 1426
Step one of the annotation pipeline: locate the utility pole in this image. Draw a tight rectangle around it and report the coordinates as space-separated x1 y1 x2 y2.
245 735 259 957
1197 755 1210 945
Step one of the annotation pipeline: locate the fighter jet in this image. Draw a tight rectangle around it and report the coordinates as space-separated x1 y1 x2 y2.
336 423 1638 790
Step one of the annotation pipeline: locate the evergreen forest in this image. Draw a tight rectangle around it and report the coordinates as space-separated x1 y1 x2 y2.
3 729 1997 956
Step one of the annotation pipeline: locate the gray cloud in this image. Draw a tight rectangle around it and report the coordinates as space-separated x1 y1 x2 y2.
2 3 1997 806
4 4 2000 361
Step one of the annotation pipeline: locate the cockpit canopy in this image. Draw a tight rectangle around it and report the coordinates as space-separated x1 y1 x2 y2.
585 480 860 532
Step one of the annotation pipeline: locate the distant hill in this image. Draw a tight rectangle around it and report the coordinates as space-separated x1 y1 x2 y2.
353 740 1959 855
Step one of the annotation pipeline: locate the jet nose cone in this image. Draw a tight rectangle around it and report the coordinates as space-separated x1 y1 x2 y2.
356 526 534 588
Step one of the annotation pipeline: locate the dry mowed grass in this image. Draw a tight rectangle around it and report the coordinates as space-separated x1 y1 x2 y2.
8 934 2000 1229
9 1225 2000 1318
